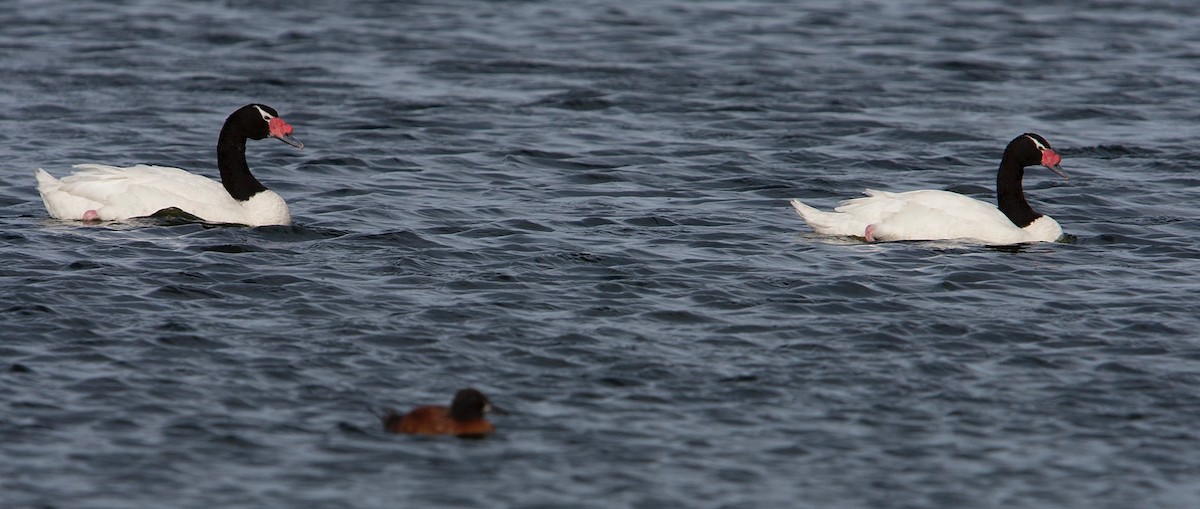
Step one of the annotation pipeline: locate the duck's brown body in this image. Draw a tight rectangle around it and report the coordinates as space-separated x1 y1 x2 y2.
382 388 502 438
384 406 496 437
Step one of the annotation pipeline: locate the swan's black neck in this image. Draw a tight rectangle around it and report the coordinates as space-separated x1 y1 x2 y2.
217 128 268 202
996 151 1041 228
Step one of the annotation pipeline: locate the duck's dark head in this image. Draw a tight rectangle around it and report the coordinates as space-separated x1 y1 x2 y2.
1010 133 1067 179
225 104 304 149
449 388 505 422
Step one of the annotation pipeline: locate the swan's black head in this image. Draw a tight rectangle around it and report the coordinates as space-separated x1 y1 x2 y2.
448 388 505 422
224 104 304 149
1008 133 1067 179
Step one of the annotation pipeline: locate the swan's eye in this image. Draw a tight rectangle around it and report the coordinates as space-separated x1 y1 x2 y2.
252 105 275 122
1024 135 1047 152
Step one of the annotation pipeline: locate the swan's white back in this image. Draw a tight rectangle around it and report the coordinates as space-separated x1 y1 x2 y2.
36 164 290 226
791 190 1062 244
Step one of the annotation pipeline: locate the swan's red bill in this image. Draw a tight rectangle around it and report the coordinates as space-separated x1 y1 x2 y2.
1042 149 1067 179
269 117 304 149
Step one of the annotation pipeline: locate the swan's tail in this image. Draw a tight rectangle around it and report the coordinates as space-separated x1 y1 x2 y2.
789 198 821 219
790 198 868 237
35 168 106 221
34 168 61 194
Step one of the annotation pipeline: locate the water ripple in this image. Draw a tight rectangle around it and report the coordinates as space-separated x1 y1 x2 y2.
3 1 1200 508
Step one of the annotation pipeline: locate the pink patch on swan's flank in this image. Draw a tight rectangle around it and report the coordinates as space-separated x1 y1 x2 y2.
864 224 876 242
82 210 99 221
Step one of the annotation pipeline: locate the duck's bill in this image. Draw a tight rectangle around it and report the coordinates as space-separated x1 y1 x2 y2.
274 133 304 150
484 403 508 415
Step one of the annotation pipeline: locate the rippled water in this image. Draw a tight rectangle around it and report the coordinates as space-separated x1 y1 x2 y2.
4 1 1200 507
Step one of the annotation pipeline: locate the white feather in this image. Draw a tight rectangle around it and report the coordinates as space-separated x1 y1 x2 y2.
791 189 1062 244
35 164 290 226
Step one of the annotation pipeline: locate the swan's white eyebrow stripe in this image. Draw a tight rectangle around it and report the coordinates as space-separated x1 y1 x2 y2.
1024 135 1047 151
252 105 273 120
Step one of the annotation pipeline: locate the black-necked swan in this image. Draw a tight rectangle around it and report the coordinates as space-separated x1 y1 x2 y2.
35 103 303 226
790 133 1068 244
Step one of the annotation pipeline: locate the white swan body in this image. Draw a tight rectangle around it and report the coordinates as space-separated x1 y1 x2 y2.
36 164 290 226
790 190 1062 244
35 103 302 227
790 133 1068 245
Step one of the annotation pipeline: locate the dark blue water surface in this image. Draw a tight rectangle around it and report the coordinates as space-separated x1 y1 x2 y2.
3 1 1200 507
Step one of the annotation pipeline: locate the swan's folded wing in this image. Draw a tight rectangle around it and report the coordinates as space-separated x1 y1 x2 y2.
863 190 1023 242
59 164 240 221
832 189 910 225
